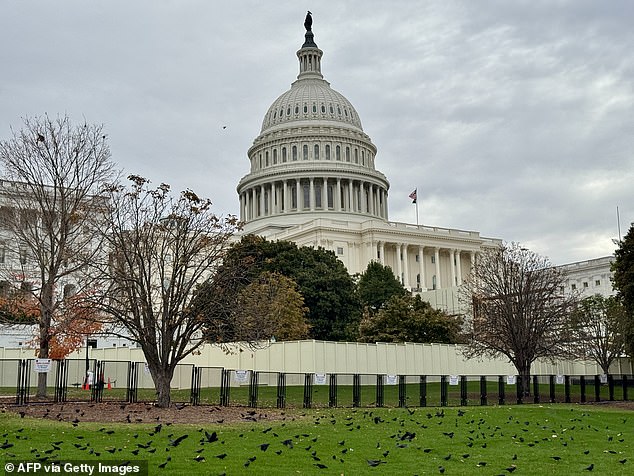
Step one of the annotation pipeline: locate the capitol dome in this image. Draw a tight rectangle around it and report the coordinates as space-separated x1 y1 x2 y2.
237 13 390 235
260 79 364 133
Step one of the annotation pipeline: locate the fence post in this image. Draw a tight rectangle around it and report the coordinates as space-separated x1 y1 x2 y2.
564 375 571 403
498 376 505 405
623 375 629 401
353 374 361 407
248 371 259 408
533 375 540 404
190 367 200 406
126 362 138 404
91 361 105 403
329 374 337 407
276 373 286 409
419 376 427 407
440 375 448 407
303 373 313 409
460 376 467 406
16 359 30 405
480 376 487 406
594 375 601 402
376 375 384 408
54 360 68 403
608 374 614 401
580 376 586 403
398 375 406 407
219 369 230 406
516 375 523 405
549 375 556 403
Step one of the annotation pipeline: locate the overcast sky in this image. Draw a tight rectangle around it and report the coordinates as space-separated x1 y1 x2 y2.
1 1 632 265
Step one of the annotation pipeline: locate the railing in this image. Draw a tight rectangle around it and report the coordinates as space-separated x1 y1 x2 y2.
1 358 631 409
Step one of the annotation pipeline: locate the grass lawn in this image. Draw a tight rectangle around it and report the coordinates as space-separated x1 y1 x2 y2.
0 404 632 475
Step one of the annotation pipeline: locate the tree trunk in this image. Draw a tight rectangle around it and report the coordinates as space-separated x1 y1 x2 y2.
36 324 50 398
519 367 531 398
153 367 174 408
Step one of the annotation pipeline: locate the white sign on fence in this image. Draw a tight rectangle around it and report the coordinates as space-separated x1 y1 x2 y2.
386 375 398 385
556 375 565 385
234 370 249 384
449 375 459 386
600 374 608 384
314 373 327 385
507 375 516 385
34 358 52 373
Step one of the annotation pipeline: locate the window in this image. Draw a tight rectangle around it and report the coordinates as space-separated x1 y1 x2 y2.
595 280 601 286
325 145 330 160
314 144 319 160
282 147 287 162
0 244 5 264
303 145 308 160
20 249 27 265
345 147 350 162
336 145 341 161
432 275 437 290
571 284 577 290
291 185 297 208
265 151 269 166
303 104 308 113
431 256 435 264
273 149 277 164
292 146 297 161
337 247 344 255
583 282 588 288
415 254 419 262
327 185 334 208
315 183 322 208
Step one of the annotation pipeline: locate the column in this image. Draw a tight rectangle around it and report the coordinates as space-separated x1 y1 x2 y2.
434 247 441 290
403 244 410 289
251 188 256 218
396 244 403 285
336 178 341 211
283 180 288 213
456 250 463 285
418 245 426 290
321 177 326 210
450 249 456 287
296 178 301 210
369 185 374 215
379 241 385 265
348 179 353 212
309 177 315 212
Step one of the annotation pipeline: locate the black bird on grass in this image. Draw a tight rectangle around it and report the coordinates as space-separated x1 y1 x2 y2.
367 459 386 467
584 464 594 471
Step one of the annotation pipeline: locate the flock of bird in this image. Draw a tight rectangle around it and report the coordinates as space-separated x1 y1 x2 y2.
1 404 631 474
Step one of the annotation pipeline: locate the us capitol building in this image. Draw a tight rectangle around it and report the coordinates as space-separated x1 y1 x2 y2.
236 14 502 311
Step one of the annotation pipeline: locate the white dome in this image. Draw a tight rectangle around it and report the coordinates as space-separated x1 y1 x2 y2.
260 78 363 133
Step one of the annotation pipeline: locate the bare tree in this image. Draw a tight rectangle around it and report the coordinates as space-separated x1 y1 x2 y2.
460 243 577 396
89 176 239 408
0 114 115 397
569 294 626 375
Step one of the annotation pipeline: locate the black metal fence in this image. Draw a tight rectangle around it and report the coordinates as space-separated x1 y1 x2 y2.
2 358 631 409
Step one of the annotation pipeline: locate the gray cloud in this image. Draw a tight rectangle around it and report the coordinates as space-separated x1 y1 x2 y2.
1 0 632 265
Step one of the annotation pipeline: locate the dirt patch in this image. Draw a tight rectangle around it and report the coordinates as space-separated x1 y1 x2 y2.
1 401 291 425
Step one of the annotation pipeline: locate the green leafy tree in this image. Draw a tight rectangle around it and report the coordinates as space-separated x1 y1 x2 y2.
358 294 462 343
612 223 634 358
200 235 359 341
570 294 626 374
357 261 407 313
234 271 310 341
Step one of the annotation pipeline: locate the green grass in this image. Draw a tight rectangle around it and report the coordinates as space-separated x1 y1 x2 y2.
1 405 632 475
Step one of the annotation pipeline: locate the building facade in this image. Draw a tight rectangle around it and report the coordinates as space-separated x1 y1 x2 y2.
559 256 615 298
236 15 502 304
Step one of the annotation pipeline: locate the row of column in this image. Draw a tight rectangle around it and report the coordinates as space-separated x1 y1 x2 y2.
240 178 388 221
376 241 476 291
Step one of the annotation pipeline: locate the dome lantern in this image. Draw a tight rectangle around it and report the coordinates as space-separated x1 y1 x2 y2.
297 11 323 80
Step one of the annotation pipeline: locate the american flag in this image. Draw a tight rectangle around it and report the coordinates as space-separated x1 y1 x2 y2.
409 189 417 204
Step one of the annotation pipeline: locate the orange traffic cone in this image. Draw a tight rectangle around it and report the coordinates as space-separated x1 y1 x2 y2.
107 378 112 390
